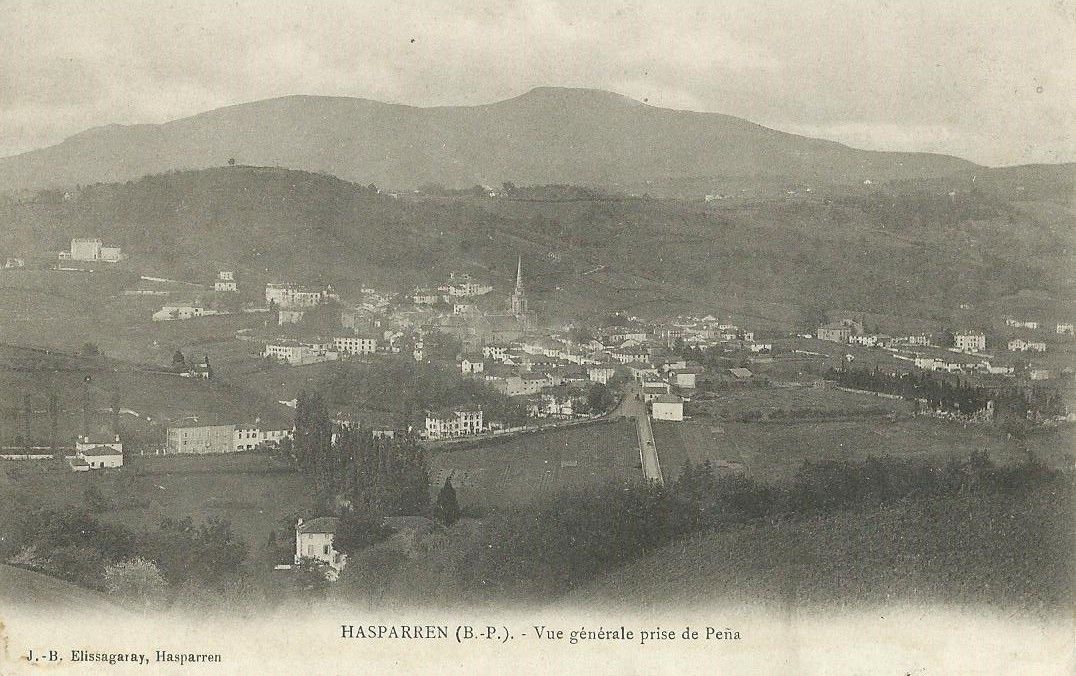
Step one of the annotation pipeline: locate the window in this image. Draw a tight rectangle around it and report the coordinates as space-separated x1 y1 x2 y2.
307 544 314 556
323 545 330 555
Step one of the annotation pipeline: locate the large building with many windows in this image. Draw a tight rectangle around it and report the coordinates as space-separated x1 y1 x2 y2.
424 405 484 440
165 423 236 454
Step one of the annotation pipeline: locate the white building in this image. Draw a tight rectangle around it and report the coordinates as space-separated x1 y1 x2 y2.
587 366 616 384
263 340 339 365
68 433 124 469
265 283 334 308
425 406 484 439
412 289 439 305
233 426 294 451
1008 338 1046 352
60 238 125 262
954 333 986 353
333 336 378 355
460 356 485 374
295 517 346 579
214 270 238 292
651 394 685 421
152 305 216 321
1005 319 1039 330
1057 323 1074 336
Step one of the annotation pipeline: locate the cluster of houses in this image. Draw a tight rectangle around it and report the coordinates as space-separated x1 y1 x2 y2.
412 271 494 304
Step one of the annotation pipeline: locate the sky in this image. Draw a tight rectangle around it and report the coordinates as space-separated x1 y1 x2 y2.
2 0 1073 165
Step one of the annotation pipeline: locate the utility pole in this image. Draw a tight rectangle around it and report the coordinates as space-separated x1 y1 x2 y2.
48 392 59 457
23 393 32 453
81 375 92 439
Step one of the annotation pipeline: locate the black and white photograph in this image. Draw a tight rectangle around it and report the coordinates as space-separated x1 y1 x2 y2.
0 1 1072 673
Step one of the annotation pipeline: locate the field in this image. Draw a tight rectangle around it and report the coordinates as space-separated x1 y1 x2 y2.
655 385 1073 484
0 345 292 452
428 419 640 513
0 452 311 569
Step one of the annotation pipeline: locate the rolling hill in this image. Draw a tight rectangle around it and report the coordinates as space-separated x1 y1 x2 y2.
0 87 978 195
0 165 1071 327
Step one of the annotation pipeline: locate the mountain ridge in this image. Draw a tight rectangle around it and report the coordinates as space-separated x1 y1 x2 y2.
0 87 984 195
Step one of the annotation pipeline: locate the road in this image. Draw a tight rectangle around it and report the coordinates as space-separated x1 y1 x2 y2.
616 382 664 486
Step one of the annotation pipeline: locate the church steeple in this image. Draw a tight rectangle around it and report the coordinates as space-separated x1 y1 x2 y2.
511 255 528 317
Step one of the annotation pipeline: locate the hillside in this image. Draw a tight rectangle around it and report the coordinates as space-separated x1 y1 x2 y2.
0 563 122 611
0 87 978 195
0 165 1072 326
569 490 1073 613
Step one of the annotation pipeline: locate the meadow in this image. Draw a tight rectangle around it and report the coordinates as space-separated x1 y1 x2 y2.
0 452 310 569
428 419 640 513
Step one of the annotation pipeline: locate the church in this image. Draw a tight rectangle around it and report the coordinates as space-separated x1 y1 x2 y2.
433 256 534 351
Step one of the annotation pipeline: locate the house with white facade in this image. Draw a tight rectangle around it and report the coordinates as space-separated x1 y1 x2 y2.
333 336 378 356
424 405 484 440
1057 323 1074 336
1008 338 1046 352
214 270 238 292
954 332 986 353
59 238 126 262
264 340 339 365
265 283 335 308
651 394 684 421
152 305 217 321
295 517 346 580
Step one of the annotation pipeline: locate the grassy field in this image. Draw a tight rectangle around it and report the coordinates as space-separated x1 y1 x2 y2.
690 383 911 419
428 419 640 514
0 345 292 452
654 414 1073 485
0 452 311 568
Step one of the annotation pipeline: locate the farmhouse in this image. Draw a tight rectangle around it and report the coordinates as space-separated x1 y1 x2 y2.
68 433 124 470
1057 323 1074 336
295 517 346 579
77 446 124 469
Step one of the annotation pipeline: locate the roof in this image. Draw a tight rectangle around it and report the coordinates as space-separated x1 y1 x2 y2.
653 394 683 405
297 517 339 534
80 433 119 445
729 368 754 378
81 446 122 457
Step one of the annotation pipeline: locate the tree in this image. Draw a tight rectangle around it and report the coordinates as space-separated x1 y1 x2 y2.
333 512 391 556
586 383 615 414
434 477 461 526
103 557 167 610
172 350 186 371
227 157 236 166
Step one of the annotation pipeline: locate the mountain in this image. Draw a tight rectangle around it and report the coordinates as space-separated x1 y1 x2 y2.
0 87 979 194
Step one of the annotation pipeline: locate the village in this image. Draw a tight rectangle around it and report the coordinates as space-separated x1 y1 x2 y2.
1 233 1074 583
